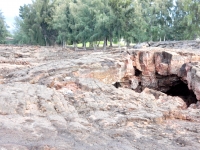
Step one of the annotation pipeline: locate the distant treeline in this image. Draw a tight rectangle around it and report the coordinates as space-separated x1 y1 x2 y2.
1 0 200 47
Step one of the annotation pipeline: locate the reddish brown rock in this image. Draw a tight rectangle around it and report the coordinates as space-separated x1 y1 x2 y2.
124 48 200 98
183 62 200 100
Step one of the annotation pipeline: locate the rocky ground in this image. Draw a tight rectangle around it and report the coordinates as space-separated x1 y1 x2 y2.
0 42 200 150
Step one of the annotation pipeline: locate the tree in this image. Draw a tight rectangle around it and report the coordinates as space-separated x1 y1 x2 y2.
52 0 79 48
13 0 200 46
141 0 174 42
180 0 200 39
0 10 9 44
53 0 115 49
15 0 57 45
72 0 99 49
52 0 69 47
12 16 31 44
39 0 58 45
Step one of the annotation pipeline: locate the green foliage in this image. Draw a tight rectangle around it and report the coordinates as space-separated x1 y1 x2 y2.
12 17 31 44
13 0 57 45
11 0 200 46
0 10 9 44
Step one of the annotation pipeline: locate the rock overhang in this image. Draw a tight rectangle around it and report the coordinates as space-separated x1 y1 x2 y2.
115 48 200 107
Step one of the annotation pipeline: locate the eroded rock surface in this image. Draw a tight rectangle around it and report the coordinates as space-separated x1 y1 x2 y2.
0 44 200 149
122 48 200 102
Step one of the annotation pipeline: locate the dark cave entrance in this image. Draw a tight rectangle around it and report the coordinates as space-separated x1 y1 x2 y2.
113 65 198 107
113 78 198 107
165 80 198 107
113 82 121 88
134 67 142 77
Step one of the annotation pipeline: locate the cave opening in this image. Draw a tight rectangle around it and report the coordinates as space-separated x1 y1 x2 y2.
113 82 121 88
113 66 198 107
113 78 198 107
165 80 198 107
134 67 142 77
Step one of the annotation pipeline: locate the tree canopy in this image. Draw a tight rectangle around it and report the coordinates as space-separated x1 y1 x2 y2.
0 10 9 44
11 0 200 46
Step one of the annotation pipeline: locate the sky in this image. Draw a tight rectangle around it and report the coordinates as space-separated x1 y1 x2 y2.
0 0 32 31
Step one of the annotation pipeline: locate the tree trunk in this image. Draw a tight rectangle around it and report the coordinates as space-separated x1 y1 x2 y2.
89 42 93 47
118 39 120 48
74 42 77 51
110 35 113 47
44 36 48 46
103 37 107 51
97 41 100 47
118 39 121 53
63 40 64 48
105 37 108 46
63 38 66 48
126 40 130 47
83 42 86 50
93 42 97 51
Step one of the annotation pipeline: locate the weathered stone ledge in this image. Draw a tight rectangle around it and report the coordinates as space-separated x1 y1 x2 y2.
121 48 200 105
